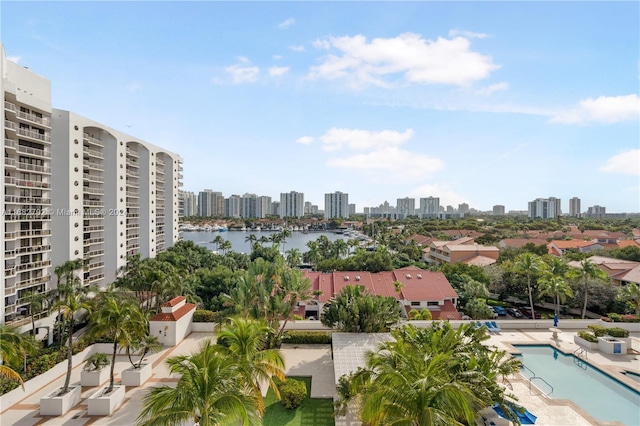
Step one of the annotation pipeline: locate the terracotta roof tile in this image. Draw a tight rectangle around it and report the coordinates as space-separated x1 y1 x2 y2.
150 303 196 321
162 296 186 307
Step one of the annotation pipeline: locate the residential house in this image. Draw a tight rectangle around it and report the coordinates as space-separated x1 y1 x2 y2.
425 238 499 266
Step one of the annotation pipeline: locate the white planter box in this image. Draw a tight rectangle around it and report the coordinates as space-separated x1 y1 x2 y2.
120 363 152 387
81 368 109 387
574 335 599 350
40 385 81 416
87 385 126 416
597 337 627 355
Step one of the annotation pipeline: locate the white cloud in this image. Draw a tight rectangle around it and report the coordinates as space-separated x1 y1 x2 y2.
551 94 640 124
599 149 640 176
272 55 283 60
474 82 509 95
448 29 489 39
327 147 444 180
268 66 290 77
289 45 305 52
6 55 21 63
308 32 499 89
319 128 414 152
278 18 295 29
295 136 314 145
226 64 260 84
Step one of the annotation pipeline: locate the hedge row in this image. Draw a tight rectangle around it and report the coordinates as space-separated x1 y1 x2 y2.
282 331 332 345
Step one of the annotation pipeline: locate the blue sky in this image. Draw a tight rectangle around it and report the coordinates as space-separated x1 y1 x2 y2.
3 1 639 213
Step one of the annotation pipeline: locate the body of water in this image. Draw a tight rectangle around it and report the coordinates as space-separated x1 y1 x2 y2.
180 230 349 255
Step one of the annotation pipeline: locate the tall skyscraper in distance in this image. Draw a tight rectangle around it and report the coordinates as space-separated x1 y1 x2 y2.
419 197 440 219
241 193 258 218
257 195 272 218
492 205 506 216
181 191 197 217
325 191 349 219
396 197 416 219
586 205 606 218
197 189 213 217
225 194 241 218
570 197 581 217
528 197 561 219
458 203 470 215
280 191 304 218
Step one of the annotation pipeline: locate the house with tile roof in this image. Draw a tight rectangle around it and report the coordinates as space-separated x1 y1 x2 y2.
568 256 640 287
424 238 499 266
149 296 196 347
301 266 460 321
547 240 604 256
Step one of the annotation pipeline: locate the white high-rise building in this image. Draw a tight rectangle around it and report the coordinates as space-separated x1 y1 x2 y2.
51 110 183 289
528 197 561 219
181 191 197 217
419 197 440 219
241 193 258 218
570 197 581 217
396 197 415 219
325 191 349 219
257 196 272 219
198 189 213 217
225 195 241 218
1 46 53 325
280 191 304 218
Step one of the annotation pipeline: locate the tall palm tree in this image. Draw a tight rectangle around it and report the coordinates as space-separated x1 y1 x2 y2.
0 324 37 386
54 290 91 395
87 293 147 394
285 248 302 268
215 317 285 413
23 290 46 336
220 240 232 255
53 258 84 348
514 253 541 320
538 275 573 316
576 259 608 319
136 340 261 426
304 240 321 270
617 282 640 316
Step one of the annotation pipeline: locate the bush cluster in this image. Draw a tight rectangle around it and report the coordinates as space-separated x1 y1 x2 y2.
279 378 307 409
607 313 640 323
192 309 216 323
587 324 608 337
605 327 629 338
577 331 598 343
281 331 332 345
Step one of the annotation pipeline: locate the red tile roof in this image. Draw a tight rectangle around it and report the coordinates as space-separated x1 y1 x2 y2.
162 296 186 308
150 303 196 321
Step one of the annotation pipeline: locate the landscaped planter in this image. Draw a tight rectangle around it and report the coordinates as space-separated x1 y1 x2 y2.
40 385 81 416
120 363 152 387
87 385 126 416
574 335 598 350
597 337 627 355
81 368 109 387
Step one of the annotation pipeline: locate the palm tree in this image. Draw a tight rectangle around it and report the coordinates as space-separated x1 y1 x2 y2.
212 235 224 252
285 248 302 268
304 240 321 270
53 258 84 348
215 317 285 412
576 259 608 319
136 340 261 426
87 293 147 394
538 275 573 316
0 324 37 386
54 290 91 395
514 253 541 320
126 335 162 369
220 240 232 255
393 280 404 297
617 282 640 316
23 290 46 336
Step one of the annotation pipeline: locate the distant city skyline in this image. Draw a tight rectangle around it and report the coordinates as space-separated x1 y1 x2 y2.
3 2 638 212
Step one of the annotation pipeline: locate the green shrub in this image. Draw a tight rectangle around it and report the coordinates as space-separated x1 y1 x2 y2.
279 378 307 409
282 331 332 345
192 309 216 323
83 353 110 372
607 313 622 322
587 324 608 337
605 327 629 338
577 331 598 343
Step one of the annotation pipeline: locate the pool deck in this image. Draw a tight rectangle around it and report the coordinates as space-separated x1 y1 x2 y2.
0 329 638 426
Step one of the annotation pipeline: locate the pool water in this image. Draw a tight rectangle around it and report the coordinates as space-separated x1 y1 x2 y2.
513 345 640 425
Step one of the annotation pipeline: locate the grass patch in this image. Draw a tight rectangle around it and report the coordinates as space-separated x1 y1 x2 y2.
263 376 334 426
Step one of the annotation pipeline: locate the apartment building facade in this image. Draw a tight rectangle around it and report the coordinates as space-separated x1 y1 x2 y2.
280 191 304 218
51 110 183 288
2 46 53 324
419 197 440 219
528 197 562 219
324 191 349 219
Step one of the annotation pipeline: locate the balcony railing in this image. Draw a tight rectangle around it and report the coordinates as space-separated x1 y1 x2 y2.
4 176 50 188
83 173 104 182
5 158 51 174
4 101 17 112
17 274 51 289
83 146 104 158
83 237 104 245
4 120 17 131
126 169 139 177
4 195 51 205
83 133 103 146
17 110 51 127
83 225 104 232
17 127 50 142
84 187 104 195
83 160 102 170
83 199 104 207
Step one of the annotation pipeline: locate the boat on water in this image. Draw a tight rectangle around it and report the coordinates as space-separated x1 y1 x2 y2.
218 225 228 232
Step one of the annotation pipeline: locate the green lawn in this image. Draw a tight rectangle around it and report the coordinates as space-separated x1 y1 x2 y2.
263 376 335 426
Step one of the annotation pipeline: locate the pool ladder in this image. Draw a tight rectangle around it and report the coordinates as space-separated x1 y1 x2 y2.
520 364 554 396
574 347 587 359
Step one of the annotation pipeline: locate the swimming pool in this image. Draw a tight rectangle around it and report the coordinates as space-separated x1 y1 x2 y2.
513 345 640 425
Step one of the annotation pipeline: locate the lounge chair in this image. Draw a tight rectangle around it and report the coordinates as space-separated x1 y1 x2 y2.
490 321 503 333
484 321 498 334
